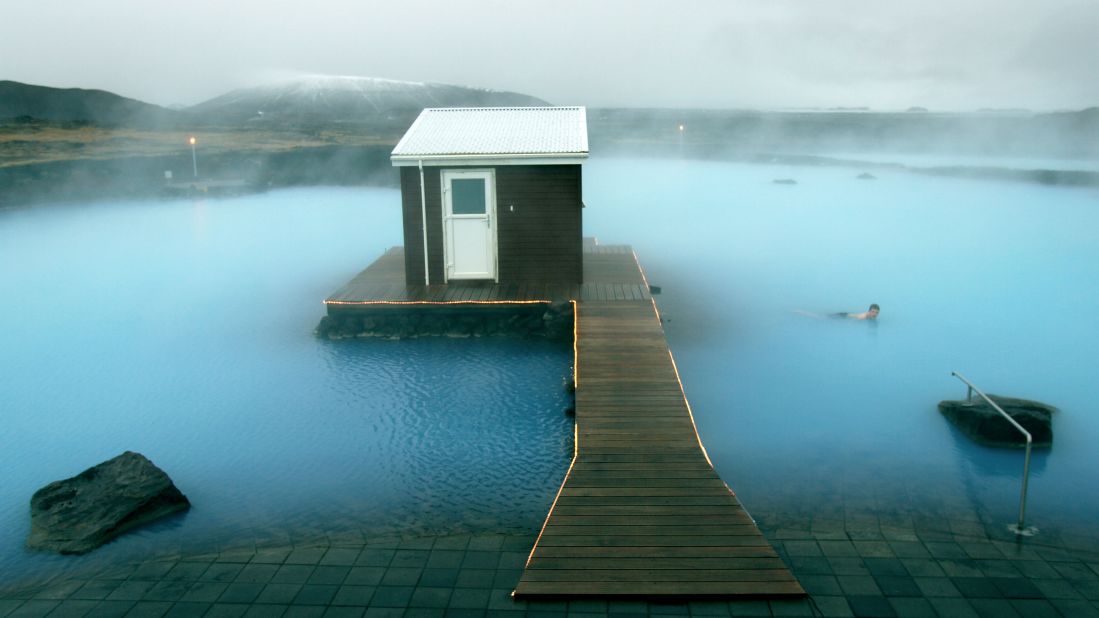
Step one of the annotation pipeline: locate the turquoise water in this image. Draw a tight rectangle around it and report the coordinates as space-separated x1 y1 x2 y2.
3 160 1098 588
584 158 1099 539
0 188 572 586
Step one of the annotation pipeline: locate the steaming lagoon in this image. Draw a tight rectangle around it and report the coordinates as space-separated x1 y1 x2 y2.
3 157 1099 590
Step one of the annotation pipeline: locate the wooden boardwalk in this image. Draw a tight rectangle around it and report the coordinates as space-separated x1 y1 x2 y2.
324 246 650 306
324 244 803 599
513 249 802 599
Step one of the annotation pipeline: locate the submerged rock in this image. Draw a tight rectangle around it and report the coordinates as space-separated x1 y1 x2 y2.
772 178 798 185
938 395 1055 448
857 172 877 180
27 451 190 555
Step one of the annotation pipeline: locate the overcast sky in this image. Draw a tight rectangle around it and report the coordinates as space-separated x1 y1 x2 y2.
2 0 1097 111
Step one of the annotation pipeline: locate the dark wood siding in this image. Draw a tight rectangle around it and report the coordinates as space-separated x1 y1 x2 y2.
400 166 444 285
400 164 583 285
496 165 583 284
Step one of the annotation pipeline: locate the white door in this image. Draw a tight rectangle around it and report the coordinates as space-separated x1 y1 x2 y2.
442 169 496 281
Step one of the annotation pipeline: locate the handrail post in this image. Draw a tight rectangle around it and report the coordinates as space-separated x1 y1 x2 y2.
951 371 1038 537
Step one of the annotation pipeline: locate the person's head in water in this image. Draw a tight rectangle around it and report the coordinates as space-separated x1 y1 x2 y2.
860 304 880 320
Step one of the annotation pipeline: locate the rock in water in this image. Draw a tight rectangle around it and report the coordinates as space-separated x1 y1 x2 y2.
27 451 190 554
938 395 1055 448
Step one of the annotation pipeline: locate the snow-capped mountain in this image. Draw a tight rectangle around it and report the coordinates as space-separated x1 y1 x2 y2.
187 75 550 124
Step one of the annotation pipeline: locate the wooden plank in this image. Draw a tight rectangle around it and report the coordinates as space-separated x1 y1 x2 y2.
514 580 805 597
530 546 778 559
519 569 797 582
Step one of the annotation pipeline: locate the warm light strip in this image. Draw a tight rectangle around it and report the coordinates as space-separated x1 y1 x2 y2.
515 299 580 593
571 299 579 389
630 249 720 473
324 299 551 306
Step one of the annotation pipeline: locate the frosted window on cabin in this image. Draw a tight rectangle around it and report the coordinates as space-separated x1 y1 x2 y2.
451 179 486 215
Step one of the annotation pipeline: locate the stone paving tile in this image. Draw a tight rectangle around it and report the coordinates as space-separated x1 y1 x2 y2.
180 582 229 603
235 564 280 584
885 597 935 618
844 595 895 617
141 580 191 603
448 588 490 610
818 541 859 558
1007 598 1060 617
86 600 138 617
725 600 770 616
257 583 305 605
924 597 978 618
163 563 211 582
288 549 329 566
218 583 265 604
294 585 340 606
409 587 451 609
106 581 157 602
131 562 177 581
331 586 375 607
309 567 352 587
72 580 122 601
46 599 100 617
322 607 364 617
125 600 173 617
356 551 395 568
380 569 421 587
874 576 921 598
809 596 852 617
203 564 247 583
426 552 465 570
274 565 318 585
346 568 387 587
898 560 944 578
966 598 1020 617
30 578 84 600
453 570 494 589
863 559 906 578
827 558 870 576
253 548 292 565
391 552 430 569
204 603 250 617
1049 599 1099 617
912 577 961 598
836 575 881 597
5 600 58 617
320 550 362 567
768 598 813 616
884 543 930 560
365 587 412 608
798 575 842 596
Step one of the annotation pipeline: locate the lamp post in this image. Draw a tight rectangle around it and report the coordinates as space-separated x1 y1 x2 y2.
189 136 198 178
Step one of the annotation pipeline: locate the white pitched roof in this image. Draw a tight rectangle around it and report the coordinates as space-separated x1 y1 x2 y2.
391 107 588 166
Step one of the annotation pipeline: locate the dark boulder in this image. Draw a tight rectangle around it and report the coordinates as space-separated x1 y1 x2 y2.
27 451 190 555
938 395 1055 448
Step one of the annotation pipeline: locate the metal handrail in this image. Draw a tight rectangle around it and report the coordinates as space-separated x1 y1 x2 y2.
951 371 1037 536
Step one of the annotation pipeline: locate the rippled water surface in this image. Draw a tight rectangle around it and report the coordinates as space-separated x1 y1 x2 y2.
0 188 572 585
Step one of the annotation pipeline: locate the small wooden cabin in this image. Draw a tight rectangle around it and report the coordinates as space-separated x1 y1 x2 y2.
390 107 588 285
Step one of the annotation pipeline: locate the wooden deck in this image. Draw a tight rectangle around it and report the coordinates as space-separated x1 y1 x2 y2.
513 249 803 599
323 244 803 599
324 245 650 306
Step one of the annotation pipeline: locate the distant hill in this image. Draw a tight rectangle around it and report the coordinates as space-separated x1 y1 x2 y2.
0 80 180 127
187 75 550 125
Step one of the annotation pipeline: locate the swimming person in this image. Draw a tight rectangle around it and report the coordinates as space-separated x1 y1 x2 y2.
834 304 879 320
